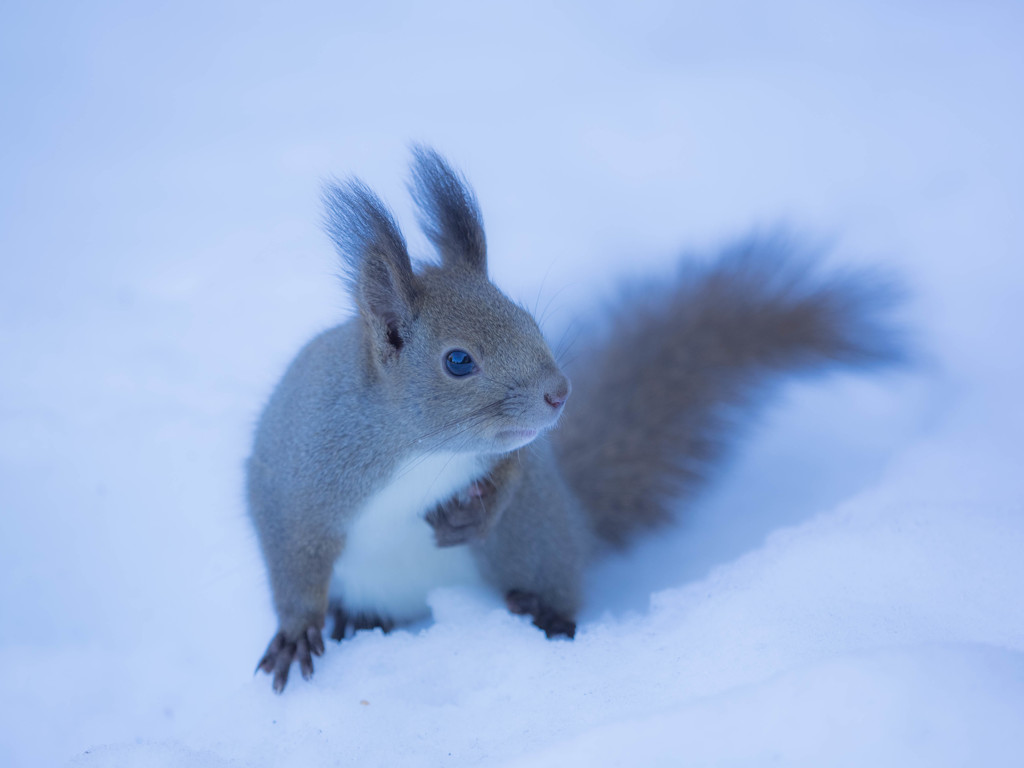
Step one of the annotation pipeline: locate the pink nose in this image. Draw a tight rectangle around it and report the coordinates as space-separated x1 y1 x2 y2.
544 375 571 409
545 392 565 408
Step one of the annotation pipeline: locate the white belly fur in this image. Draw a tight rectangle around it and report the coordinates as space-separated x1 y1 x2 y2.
330 452 486 622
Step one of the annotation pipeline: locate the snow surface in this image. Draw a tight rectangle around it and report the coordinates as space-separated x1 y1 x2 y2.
2 1 1023 766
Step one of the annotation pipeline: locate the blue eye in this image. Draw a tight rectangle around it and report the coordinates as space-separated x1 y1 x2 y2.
445 350 476 376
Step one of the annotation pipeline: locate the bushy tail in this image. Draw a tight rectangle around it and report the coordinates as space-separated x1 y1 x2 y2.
553 235 904 548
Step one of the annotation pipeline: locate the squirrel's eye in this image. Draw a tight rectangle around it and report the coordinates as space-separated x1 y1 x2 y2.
445 350 476 376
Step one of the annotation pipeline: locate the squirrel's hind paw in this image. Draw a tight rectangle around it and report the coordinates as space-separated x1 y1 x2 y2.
506 590 576 639
329 605 395 641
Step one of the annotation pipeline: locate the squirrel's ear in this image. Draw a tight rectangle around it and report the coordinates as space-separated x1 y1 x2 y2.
323 179 418 363
409 145 487 274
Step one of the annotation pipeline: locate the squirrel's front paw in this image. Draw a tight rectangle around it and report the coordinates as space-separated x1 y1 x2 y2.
255 624 325 693
425 478 499 546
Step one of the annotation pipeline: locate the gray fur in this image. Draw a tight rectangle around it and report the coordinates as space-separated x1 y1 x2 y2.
248 152 902 691
472 436 594 620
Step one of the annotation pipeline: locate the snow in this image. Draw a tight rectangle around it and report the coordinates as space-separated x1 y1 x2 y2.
2 1 1023 766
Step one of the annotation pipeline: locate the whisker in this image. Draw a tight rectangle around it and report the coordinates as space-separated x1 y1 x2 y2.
538 283 572 329
391 402 505 478
399 399 503 448
532 258 559 320
553 322 581 366
478 372 516 390
395 427 487 481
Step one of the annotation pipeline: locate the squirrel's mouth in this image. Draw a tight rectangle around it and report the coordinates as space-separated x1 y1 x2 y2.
495 428 539 449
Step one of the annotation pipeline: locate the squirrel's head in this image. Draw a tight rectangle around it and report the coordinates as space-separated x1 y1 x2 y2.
323 146 570 455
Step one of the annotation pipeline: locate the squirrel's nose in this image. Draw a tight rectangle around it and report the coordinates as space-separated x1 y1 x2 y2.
544 374 571 410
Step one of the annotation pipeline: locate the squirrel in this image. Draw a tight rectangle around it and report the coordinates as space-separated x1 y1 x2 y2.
248 147 902 691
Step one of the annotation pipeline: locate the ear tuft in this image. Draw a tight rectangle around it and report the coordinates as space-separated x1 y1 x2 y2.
409 145 487 273
322 178 417 362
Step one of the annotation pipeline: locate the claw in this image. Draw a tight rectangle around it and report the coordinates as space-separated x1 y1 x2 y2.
271 641 295 694
296 634 314 680
330 606 348 641
540 615 576 639
307 625 325 656
256 632 285 675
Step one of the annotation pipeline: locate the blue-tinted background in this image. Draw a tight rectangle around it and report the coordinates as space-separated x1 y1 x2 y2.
2 2 1022 765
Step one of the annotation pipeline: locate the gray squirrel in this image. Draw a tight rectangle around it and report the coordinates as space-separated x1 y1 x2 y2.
248 147 901 691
